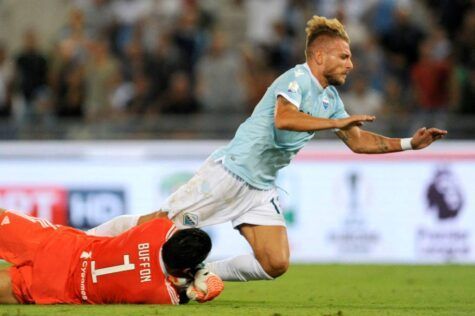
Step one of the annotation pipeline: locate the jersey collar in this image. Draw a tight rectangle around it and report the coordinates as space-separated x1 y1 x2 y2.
303 63 324 91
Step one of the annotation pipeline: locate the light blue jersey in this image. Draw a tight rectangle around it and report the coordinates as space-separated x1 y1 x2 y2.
211 63 349 190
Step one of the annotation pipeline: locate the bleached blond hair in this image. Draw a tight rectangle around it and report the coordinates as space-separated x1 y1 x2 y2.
305 16 349 58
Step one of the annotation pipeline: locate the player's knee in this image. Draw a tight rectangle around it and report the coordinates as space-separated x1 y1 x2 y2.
257 253 289 278
267 256 289 278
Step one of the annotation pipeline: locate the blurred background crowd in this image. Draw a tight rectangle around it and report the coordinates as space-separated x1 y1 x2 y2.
0 0 473 139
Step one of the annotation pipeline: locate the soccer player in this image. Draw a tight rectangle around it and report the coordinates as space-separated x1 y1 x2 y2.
0 209 223 305
88 16 448 282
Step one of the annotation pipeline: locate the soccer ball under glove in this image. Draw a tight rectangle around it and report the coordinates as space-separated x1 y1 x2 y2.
186 268 224 303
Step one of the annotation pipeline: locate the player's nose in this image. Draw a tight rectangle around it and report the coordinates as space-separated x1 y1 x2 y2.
346 59 353 70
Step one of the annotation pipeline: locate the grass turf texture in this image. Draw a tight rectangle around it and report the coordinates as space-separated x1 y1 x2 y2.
1 264 474 316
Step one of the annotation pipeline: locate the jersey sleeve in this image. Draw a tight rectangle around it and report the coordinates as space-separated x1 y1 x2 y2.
148 218 177 241
274 69 310 109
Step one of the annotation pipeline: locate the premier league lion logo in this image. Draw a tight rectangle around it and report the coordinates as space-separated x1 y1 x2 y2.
426 168 464 220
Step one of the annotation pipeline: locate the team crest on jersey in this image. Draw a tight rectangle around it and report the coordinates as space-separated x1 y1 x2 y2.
322 97 330 110
287 81 300 94
183 213 199 227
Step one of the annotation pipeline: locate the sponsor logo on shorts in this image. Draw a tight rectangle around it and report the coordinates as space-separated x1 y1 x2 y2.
183 213 199 227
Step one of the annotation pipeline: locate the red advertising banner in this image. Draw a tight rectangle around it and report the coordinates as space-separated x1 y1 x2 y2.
0 187 68 225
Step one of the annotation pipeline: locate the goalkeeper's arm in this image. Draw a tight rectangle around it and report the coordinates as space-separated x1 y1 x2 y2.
86 211 166 237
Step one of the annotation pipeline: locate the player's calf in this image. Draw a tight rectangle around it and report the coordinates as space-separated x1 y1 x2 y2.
237 224 290 279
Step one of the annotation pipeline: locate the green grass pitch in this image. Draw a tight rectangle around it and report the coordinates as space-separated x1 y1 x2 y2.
1 264 474 316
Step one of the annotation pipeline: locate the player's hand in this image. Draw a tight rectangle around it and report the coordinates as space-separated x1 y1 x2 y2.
411 127 448 150
335 115 375 129
186 268 224 303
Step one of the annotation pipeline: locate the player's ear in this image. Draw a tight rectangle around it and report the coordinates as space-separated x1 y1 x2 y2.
314 49 324 65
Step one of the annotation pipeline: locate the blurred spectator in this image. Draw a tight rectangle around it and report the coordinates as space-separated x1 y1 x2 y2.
109 0 153 55
148 33 184 101
80 0 114 37
428 26 451 61
410 39 453 132
245 0 287 45
352 34 386 92
453 9 475 68
196 31 246 113
57 8 91 64
161 72 199 114
215 0 248 48
0 44 12 117
50 41 86 119
121 39 152 82
171 2 211 77
341 74 384 116
424 0 472 39
380 6 425 84
317 0 376 23
335 7 369 50
111 73 153 116
455 63 475 115
14 30 49 121
382 76 407 115
364 0 398 37
84 40 120 121
284 0 314 47
182 0 216 31
265 20 297 72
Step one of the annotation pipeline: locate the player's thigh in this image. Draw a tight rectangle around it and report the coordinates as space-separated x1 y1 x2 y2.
238 224 290 276
0 269 19 304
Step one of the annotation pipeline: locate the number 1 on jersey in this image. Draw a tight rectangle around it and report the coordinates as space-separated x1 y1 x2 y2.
91 255 136 283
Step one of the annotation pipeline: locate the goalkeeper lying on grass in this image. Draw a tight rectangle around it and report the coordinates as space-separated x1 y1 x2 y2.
0 208 223 305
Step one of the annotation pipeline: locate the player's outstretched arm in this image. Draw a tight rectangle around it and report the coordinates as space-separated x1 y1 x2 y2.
336 126 447 154
86 211 168 237
274 96 375 132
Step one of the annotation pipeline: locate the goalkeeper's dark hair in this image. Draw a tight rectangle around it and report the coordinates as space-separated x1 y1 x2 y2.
162 228 212 270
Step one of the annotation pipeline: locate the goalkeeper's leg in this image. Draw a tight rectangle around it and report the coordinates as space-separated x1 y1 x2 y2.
207 224 289 281
0 269 18 304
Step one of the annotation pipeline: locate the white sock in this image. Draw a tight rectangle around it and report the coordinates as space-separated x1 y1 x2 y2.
206 254 273 281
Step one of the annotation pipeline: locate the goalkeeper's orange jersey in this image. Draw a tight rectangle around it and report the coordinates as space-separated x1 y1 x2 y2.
0 211 180 305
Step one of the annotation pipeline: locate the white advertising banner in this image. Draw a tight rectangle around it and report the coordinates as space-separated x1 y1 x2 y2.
0 141 473 263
